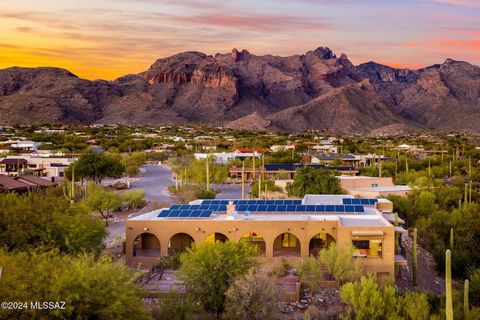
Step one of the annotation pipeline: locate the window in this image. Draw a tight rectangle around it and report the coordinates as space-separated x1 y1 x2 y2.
352 240 382 258
281 234 298 248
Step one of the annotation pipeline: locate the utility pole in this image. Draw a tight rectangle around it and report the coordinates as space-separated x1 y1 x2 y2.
241 161 245 200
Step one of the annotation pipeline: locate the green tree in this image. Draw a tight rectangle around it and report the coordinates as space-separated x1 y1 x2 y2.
469 268 480 307
66 151 125 183
178 241 257 317
286 167 342 197
0 192 105 254
340 276 397 320
223 271 281 320
0 249 149 320
82 183 122 225
122 189 147 210
319 243 362 285
297 256 325 292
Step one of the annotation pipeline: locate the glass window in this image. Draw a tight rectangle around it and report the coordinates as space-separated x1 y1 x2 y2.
352 240 382 258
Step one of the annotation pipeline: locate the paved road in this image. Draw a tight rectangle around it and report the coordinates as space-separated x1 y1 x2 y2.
136 164 175 203
106 164 250 243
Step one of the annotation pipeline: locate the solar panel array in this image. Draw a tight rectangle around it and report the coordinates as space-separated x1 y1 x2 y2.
201 199 303 205
235 204 365 213
342 198 378 205
158 209 213 218
157 203 366 218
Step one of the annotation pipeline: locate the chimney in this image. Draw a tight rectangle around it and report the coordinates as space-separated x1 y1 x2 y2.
226 201 236 219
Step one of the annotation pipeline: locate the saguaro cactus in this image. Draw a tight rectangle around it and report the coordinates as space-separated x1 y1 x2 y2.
464 279 470 320
412 228 418 286
450 228 454 250
206 155 210 191
63 165 75 204
446 249 453 320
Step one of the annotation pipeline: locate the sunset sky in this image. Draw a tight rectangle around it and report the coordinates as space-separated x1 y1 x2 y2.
1 0 479 80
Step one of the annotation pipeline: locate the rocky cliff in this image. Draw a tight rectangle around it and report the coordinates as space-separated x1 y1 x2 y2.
1 47 480 133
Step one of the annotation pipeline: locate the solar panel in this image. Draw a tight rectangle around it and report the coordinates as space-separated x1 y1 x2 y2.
342 198 352 205
335 205 344 212
354 205 365 213
200 210 212 218
324 205 334 212
167 210 181 217
360 199 369 205
286 205 297 212
257 204 268 211
266 204 276 211
247 205 258 211
277 204 287 211
295 205 306 212
237 205 248 211
179 210 191 217
158 210 170 217
369 199 377 205
352 199 361 205
345 205 355 213
187 210 200 217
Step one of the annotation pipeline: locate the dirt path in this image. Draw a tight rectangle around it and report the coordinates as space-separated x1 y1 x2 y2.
396 234 445 295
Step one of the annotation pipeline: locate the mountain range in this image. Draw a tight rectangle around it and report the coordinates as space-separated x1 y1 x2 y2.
1 47 479 134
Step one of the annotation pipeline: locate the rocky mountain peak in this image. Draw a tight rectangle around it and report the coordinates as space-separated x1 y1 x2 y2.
1 46 480 133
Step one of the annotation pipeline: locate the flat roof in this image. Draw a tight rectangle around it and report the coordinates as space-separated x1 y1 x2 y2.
130 211 390 226
350 186 412 192
129 195 392 224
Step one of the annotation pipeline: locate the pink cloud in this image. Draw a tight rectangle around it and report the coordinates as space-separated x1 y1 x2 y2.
430 0 480 8
159 13 330 32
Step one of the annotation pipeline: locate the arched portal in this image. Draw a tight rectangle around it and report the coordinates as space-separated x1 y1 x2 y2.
168 233 195 255
205 232 229 243
133 233 160 257
309 233 336 257
273 233 301 257
240 232 266 256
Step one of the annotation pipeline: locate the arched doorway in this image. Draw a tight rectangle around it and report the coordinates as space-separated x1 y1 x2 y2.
133 233 160 257
273 233 301 257
205 232 229 243
240 232 266 256
168 233 195 255
309 233 336 257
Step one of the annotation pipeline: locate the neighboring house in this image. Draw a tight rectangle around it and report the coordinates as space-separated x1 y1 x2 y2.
0 174 57 193
0 155 76 179
194 151 262 165
270 145 295 152
126 195 407 283
10 140 43 151
338 176 411 198
229 164 358 181
311 153 389 167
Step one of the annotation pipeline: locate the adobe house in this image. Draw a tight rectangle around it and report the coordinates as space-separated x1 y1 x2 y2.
126 195 407 282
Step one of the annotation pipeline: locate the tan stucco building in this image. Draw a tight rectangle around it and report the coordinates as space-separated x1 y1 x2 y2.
126 195 407 282
338 176 412 198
